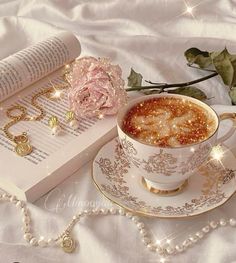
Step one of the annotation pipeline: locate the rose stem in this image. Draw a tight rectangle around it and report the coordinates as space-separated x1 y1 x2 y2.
126 71 218 92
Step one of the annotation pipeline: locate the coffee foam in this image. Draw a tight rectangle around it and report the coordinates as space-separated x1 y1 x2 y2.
122 97 217 147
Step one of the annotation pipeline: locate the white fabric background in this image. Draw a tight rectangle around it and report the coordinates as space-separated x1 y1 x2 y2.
0 0 236 262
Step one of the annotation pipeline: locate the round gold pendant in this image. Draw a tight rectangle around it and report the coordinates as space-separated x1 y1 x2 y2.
61 234 76 253
15 143 33 156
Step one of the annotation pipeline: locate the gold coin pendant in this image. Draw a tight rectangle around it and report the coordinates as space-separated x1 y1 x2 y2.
15 143 33 156
61 234 76 253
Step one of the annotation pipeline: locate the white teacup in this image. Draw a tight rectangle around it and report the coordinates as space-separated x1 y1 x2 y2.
117 94 236 195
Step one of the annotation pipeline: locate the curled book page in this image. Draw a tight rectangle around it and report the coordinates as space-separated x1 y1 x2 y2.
0 31 81 102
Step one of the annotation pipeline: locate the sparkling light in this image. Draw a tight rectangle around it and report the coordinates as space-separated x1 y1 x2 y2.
168 0 205 22
98 113 104 119
64 64 70 70
186 5 193 14
160 258 169 263
210 145 224 161
190 147 195 153
52 89 63 98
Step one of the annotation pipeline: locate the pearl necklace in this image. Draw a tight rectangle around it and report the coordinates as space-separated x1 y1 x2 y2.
1 192 236 263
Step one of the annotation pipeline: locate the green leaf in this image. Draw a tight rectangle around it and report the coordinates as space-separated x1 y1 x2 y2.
184 48 212 68
229 87 236 105
168 86 207 101
127 68 143 87
210 48 236 88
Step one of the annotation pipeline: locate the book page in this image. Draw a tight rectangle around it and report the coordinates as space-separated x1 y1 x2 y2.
0 64 119 167
0 71 104 165
0 31 81 102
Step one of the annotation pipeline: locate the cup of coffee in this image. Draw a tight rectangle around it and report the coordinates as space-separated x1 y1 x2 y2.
117 94 236 195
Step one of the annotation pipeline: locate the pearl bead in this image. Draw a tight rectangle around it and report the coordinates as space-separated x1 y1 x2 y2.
91 209 99 215
147 244 156 251
166 246 175 254
202 226 210 233
126 212 133 218
76 212 82 217
69 120 79 129
189 235 198 243
210 221 218 229
142 237 151 245
21 207 27 215
132 216 139 223
220 218 227 226
24 209 30 216
229 218 236 226
183 239 192 247
22 225 31 233
29 238 38 246
51 126 61 136
119 209 125 215
38 237 47 247
16 201 24 208
10 196 16 203
162 242 170 249
83 210 90 215
47 238 55 246
109 208 117 215
24 233 32 241
195 231 204 239
156 246 164 254
140 229 147 236
23 216 30 224
175 245 184 252
100 208 108 215
137 222 145 230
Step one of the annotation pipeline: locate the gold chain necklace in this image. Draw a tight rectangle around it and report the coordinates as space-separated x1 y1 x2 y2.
2 65 71 157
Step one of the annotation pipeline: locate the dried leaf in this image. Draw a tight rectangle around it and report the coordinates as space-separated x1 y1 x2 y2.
184 48 212 68
127 68 143 87
229 87 236 105
168 86 207 101
211 48 236 88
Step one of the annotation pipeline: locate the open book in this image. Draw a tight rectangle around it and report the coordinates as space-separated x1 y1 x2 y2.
0 32 117 202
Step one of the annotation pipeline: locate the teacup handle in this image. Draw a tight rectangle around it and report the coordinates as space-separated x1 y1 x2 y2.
216 113 236 144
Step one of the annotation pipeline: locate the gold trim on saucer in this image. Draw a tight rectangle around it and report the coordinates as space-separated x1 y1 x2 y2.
91 138 236 219
92 168 236 219
141 178 188 196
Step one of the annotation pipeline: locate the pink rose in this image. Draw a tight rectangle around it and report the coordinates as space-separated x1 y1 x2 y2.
67 56 127 118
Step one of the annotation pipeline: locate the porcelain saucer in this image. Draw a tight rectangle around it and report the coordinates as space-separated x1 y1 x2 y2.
92 138 236 218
